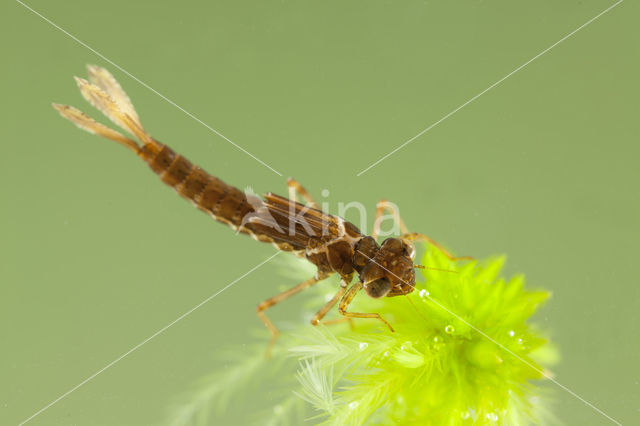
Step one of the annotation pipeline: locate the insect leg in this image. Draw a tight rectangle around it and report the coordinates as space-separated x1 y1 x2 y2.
257 273 328 356
320 317 355 328
402 232 474 261
372 199 473 261
372 199 409 239
310 282 354 329
337 281 394 331
287 177 318 208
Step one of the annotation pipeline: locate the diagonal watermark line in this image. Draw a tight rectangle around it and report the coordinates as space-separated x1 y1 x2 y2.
18 251 282 426
356 0 624 176
356 249 622 425
16 0 283 177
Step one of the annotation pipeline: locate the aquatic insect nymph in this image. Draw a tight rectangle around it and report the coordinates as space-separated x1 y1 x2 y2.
53 66 470 352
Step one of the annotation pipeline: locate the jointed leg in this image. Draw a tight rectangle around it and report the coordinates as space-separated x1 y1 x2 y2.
320 317 355 328
372 199 408 239
373 198 472 261
337 281 394 332
402 232 473 261
310 280 354 329
287 177 318 208
257 273 327 356
311 285 346 325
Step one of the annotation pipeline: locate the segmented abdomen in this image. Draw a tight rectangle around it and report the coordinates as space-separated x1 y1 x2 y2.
139 142 254 231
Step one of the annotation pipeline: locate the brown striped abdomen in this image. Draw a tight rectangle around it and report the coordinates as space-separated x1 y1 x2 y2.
139 142 254 230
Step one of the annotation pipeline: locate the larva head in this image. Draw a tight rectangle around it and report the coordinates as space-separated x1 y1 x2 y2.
360 237 416 298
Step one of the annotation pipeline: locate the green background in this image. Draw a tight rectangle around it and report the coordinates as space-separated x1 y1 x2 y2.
2 0 638 424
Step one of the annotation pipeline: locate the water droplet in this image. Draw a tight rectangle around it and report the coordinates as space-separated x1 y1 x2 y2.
321 189 330 197
445 325 455 334
348 401 359 409
517 338 523 344
383 351 390 357
359 342 368 350
508 330 515 337
433 336 440 343
465 408 476 420
419 289 429 298
485 412 499 422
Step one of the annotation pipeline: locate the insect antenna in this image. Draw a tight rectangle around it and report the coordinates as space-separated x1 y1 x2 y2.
403 264 459 324
414 264 458 274
403 292 431 324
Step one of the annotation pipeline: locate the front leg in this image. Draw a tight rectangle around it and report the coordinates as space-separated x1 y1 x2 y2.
337 281 394 332
310 276 353 328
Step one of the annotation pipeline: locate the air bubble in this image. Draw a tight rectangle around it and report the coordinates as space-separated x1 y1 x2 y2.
359 342 368 350
273 405 283 415
321 189 330 197
508 330 515 337
445 325 455 334
383 351 390 357
419 289 429 298
349 401 359 409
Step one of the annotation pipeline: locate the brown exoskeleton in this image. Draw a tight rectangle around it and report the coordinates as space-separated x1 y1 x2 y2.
53 66 470 353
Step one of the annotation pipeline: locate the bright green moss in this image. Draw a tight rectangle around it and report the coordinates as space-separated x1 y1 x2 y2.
171 244 557 425
290 246 557 425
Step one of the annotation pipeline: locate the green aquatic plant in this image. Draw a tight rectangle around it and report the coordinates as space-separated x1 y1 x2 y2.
170 244 557 425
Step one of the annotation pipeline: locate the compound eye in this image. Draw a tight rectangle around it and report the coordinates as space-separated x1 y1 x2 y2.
380 238 394 247
402 241 416 260
364 278 392 298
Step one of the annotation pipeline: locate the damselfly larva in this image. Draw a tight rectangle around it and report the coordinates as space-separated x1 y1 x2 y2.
53 66 471 353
